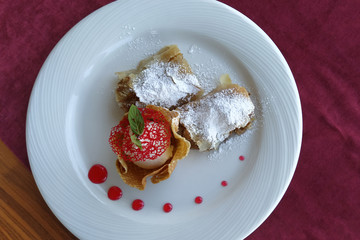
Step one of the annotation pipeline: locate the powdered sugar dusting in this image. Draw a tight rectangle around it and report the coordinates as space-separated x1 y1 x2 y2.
178 88 255 151
127 30 162 54
207 126 254 162
207 94 271 161
188 44 201 54
191 58 232 94
133 61 201 109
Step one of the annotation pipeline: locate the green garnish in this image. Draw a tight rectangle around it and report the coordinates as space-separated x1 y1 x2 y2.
130 134 142 150
128 104 144 149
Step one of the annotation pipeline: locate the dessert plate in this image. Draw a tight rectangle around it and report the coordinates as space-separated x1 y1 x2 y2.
26 0 302 239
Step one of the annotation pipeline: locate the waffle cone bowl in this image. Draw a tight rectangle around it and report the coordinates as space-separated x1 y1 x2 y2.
111 105 190 190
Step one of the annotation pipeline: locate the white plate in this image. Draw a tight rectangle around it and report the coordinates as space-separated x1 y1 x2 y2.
26 1 302 239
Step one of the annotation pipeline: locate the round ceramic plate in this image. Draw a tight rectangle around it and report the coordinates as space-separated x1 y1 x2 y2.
26 1 302 239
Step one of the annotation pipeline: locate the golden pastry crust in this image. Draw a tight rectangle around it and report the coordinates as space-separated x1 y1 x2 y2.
115 45 203 111
115 105 191 190
176 74 255 151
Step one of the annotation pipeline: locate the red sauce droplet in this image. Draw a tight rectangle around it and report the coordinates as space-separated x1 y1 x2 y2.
163 203 173 213
107 186 122 200
132 199 144 211
88 164 107 184
195 196 203 204
239 155 245 161
221 180 228 187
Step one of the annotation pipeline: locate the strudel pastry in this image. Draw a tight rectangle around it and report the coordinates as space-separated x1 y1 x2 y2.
176 75 255 151
115 45 203 110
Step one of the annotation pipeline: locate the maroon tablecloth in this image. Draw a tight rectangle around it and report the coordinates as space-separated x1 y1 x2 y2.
1 0 359 239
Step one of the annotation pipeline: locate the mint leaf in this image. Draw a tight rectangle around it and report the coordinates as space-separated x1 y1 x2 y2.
128 105 144 149
130 134 142 150
128 105 145 136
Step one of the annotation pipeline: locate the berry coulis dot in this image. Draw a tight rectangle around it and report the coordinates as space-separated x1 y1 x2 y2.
195 196 203 204
107 186 122 200
239 155 245 161
88 164 107 184
132 199 144 211
221 180 228 187
163 203 173 213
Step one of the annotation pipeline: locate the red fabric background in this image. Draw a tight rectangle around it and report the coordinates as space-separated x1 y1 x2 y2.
1 0 359 239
